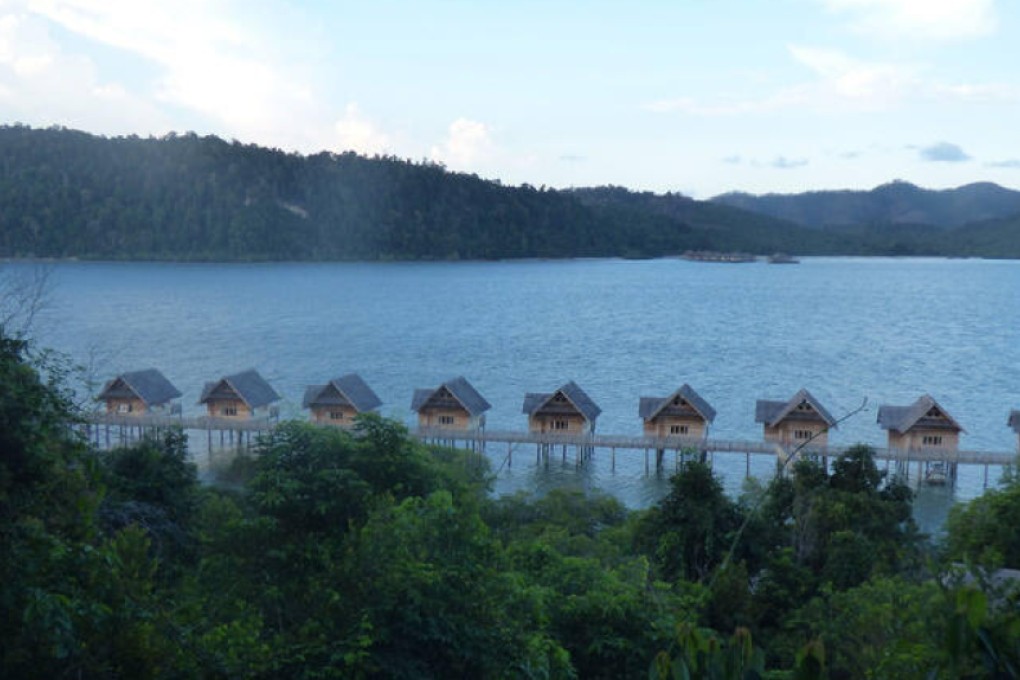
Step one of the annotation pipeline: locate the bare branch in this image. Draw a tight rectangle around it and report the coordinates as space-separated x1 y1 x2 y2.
712 396 870 584
0 264 53 338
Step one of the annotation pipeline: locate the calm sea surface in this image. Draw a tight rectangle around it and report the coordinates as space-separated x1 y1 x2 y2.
15 257 1020 533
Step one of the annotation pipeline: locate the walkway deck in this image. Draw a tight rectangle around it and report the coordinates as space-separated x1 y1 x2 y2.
84 413 1018 467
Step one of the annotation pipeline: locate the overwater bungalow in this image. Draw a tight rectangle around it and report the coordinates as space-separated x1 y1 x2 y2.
303 373 383 426
97 368 181 415
411 376 491 431
877 394 964 451
199 369 280 420
303 373 382 427
755 388 837 447
639 384 716 439
1011 411 1020 450
523 381 601 435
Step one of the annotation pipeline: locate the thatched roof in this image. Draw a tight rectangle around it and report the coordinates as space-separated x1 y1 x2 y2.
522 381 602 423
98 369 181 407
199 369 280 409
303 373 382 412
755 388 836 428
411 376 491 416
877 394 964 434
639 383 716 423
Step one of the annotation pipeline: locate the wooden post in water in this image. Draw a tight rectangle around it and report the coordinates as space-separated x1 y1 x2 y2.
611 447 616 472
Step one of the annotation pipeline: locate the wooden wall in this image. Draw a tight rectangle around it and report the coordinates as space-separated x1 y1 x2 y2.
105 397 147 415
528 413 591 435
763 422 829 447
643 416 707 439
417 407 478 430
205 398 251 420
887 429 960 451
310 405 359 427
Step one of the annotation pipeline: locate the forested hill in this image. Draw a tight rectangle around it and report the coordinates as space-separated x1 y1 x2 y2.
713 180 1020 229
0 124 805 262
5 125 1019 260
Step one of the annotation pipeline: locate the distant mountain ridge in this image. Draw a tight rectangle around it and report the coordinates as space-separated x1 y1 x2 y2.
712 180 1020 229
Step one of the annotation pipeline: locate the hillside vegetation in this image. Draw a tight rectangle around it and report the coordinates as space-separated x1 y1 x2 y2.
3 124 1019 260
0 125 725 261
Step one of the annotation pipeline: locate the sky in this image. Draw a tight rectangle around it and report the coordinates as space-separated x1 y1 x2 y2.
1 0 1019 198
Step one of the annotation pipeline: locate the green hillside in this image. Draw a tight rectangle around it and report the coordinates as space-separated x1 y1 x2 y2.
2 125 1016 260
0 125 729 261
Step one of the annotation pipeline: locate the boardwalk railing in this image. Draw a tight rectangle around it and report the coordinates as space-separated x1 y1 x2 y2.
83 413 1018 470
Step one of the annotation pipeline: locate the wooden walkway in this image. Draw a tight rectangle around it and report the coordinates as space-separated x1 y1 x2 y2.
82 413 1017 486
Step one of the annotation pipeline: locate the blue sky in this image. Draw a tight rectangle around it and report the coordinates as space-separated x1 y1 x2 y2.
2 0 1019 197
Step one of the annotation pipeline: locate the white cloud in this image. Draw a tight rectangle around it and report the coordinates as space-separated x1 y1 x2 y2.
819 0 997 40
648 45 1017 117
788 45 920 107
18 0 315 142
333 103 390 155
430 118 493 169
0 10 172 133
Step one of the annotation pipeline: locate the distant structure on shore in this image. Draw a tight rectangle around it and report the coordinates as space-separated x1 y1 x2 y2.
682 250 756 263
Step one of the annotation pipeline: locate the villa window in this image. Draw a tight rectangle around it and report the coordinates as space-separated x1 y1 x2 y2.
669 424 689 435
552 419 569 430
329 410 344 421
439 415 455 426
222 405 238 417
922 435 943 446
117 402 133 414
794 429 812 440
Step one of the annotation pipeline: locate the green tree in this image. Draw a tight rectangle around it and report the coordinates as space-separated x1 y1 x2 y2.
637 461 742 583
945 466 1020 569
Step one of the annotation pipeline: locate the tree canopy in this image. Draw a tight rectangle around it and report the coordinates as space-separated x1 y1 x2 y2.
2 327 1019 677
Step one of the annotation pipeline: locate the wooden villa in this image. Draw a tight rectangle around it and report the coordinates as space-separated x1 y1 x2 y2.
97 369 181 415
523 381 602 435
877 395 964 451
303 373 382 427
639 384 716 439
199 369 281 420
1011 411 1020 450
411 376 491 431
755 388 837 447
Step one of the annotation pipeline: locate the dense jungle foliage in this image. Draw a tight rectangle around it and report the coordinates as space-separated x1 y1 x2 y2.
7 124 1018 261
2 329 1019 678
0 125 707 261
